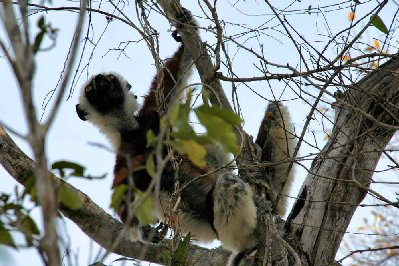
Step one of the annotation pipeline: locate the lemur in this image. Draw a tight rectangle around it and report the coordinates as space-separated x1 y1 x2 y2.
75 8 295 266
75 8 257 264
255 102 296 217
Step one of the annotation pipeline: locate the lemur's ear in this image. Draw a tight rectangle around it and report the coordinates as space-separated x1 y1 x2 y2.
76 104 88 121
126 83 138 99
127 82 132 90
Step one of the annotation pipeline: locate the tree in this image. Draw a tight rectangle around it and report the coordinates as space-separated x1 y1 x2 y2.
341 206 399 265
1 0 399 265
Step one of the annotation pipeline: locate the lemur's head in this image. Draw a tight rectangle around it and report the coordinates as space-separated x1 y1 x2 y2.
76 72 138 121
76 72 140 149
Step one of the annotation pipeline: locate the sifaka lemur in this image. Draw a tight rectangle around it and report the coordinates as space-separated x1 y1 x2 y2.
75 8 295 266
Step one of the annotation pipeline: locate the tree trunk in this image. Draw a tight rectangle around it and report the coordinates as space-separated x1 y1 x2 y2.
286 57 399 265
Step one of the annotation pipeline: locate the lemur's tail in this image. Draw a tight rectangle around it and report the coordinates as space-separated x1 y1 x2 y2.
255 102 297 216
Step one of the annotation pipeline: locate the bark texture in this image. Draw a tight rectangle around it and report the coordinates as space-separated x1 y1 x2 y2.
286 57 399 265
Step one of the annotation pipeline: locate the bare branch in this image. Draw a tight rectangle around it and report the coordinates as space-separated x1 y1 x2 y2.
43 0 88 132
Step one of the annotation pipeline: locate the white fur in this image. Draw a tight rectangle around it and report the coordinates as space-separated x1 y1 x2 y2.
268 104 296 216
178 211 218 242
213 172 257 253
158 190 217 243
206 143 258 252
205 142 234 169
130 227 140 242
78 72 140 150
177 50 193 90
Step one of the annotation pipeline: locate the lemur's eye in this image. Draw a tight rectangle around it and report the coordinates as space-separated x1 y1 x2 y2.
85 85 93 93
107 74 116 80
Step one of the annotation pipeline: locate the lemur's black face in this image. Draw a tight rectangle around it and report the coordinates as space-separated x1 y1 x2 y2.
76 74 133 121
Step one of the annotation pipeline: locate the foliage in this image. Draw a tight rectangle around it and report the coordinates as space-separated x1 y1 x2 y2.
342 207 399 266
168 89 241 168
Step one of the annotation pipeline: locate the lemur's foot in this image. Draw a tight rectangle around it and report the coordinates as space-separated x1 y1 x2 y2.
175 7 196 29
254 195 272 215
139 225 162 243
139 222 168 243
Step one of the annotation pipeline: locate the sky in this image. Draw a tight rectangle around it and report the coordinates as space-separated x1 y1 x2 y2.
1 1 399 265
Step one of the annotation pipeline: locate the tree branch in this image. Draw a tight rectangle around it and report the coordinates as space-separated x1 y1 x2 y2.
0 126 238 265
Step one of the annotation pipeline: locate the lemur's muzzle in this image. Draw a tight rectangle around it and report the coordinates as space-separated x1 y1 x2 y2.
76 104 89 121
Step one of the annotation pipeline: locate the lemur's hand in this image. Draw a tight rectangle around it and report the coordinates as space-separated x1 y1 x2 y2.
171 30 182 42
175 7 195 29
139 225 162 243
172 8 198 43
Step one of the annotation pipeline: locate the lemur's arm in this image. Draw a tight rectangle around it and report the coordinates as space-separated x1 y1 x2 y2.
255 101 296 216
138 11 195 125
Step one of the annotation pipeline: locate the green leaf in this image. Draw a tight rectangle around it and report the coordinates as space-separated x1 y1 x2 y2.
170 140 186 154
33 31 45 54
145 155 156 178
52 160 85 178
22 176 37 202
34 16 46 54
195 107 239 154
59 185 83 210
168 103 180 126
0 222 16 248
370 14 388 34
110 184 127 212
201 89 211 107
170 131 198 141
182 140 206 168
171 233 191 266
134 190 155 225
17 214 40 246
20 215 40 236
171 140 207 168
196 105 241 126
2 203 23 212
170 102 193 134
146 129 157 148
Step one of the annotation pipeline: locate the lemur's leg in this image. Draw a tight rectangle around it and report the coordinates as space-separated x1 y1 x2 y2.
213 172 258 254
